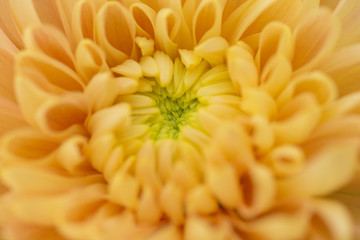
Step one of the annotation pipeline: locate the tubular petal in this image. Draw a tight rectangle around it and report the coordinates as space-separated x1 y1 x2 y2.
96 1 136 66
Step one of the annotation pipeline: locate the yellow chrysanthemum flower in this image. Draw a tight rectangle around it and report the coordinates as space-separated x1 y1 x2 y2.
0 0 359 239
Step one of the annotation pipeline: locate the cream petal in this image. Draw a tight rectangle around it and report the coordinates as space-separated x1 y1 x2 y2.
292 8 340 73
130 3 156 39
96 1 136 66
320 44 360 96
278 140 358 197
192 0 222 45
222 0 276 44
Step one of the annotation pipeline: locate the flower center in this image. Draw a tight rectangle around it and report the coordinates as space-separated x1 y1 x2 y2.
146 89 199 140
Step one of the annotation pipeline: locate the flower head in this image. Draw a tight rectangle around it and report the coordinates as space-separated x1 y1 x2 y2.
0 0 360 239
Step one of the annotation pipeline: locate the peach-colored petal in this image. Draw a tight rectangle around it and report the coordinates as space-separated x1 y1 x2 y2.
276 71 338 108
194 36 229 66
260 54 292 98
307 199 353 240
95 1 136 66
272 94 321 144
155 8 181 58
0 0 23 49
23 25 75 71
278 141 358 197
320 44 360 96
222 0 276 44
242 0 302 37
192 0 222 45
334 0 360 48
0 96 27 136
75 39 109 83
1 166 103 194
0 127 59 166
130 3 156 39
71 0 96 42
255 21 293 71
227 43 258 95
2 222 66 240
0 47 16 102
292 8 340 73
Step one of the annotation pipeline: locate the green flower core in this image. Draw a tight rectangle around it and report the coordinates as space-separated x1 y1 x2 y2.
144 87 199 140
